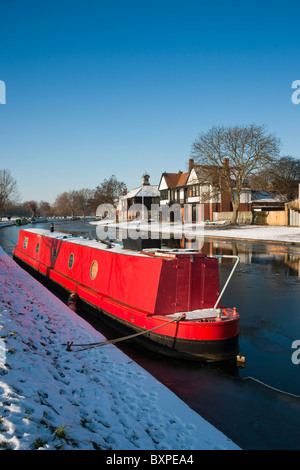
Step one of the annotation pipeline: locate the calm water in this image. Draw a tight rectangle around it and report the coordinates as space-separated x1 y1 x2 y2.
1 219 300 449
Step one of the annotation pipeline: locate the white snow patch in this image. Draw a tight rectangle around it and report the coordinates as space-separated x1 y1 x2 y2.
0 246 240 450
91 220 300 245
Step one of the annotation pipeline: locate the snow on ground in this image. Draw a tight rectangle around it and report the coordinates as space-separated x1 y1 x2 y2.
0 247 240 450
203 224 300 244
91 220 300 245
0 222 15 228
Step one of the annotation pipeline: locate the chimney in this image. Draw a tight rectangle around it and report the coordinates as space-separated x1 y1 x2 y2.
189 158 194 171
223 158 229 167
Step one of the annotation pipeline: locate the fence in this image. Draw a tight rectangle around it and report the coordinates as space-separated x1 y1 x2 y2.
213 211 253 224
253 210 287 226
212 208 300 226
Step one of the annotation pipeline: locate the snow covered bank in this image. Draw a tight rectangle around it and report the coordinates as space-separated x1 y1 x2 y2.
0 222 15 228
0 247 240 450
91 220 300 245
203 225 300 244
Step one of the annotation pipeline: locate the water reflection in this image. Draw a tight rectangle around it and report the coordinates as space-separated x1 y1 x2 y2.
162 235 300 277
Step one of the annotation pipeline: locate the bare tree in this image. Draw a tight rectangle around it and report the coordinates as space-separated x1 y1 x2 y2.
39 201 53 217
0 169 19 215
191 124 281 224
68 190 82 218
27 200 38 218
76 188 94 217
54 191 78 217
53 192 71 217
250 155 300 201
91 175 127 212
53 189 94 217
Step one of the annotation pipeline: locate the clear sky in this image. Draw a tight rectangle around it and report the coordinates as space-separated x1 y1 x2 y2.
1 0 300 203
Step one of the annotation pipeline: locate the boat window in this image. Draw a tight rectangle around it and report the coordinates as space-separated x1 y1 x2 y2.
68 253 74 269
23 236 29 249
36 242 40 254
52 248 57 262
90 260 98 280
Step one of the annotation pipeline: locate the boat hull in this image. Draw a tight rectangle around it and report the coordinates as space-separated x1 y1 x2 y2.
13 228 240 362
13 254 239 361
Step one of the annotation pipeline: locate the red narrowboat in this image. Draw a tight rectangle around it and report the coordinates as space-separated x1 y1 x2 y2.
13 228 240 361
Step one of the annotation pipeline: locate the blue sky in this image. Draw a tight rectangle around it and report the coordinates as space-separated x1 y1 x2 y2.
1 0 300 203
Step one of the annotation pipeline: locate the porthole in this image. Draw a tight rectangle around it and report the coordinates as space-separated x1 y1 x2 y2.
90 260 98 280
36 242 40 254
23 236 29 249
52 248 57 262
68 253 74 269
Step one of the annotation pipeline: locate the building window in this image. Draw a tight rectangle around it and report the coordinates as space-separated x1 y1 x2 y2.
160 189 168 200
68 253 74 269
23 237 29 249
90 260 98 280
191 185 199 197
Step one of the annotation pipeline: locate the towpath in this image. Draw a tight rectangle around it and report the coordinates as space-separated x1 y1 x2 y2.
0 245 240 451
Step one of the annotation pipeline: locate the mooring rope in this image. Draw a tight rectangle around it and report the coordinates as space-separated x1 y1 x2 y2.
65 314 186 352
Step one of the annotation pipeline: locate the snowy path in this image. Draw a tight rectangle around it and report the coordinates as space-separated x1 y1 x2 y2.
0 247 240 450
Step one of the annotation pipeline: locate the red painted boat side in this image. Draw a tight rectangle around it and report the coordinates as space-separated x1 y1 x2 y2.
12 229 240 359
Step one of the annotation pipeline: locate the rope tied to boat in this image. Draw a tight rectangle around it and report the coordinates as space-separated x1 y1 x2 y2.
65 314 186 352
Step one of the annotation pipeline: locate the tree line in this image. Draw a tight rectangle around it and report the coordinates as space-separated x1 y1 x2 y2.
0 173 127 218
1 123 300 223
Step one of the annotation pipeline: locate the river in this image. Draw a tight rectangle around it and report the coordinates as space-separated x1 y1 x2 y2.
1 219 300 450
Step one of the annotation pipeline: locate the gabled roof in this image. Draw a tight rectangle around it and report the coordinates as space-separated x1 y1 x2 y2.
121 185 160 200
187 165 212 184
159 171 189 189
187 164 250 186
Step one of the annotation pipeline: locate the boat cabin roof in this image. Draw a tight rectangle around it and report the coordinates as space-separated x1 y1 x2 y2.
22 228 205 259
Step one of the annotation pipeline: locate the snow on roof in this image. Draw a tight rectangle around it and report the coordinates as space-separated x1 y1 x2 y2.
251 190 284 203
121 185 160 199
